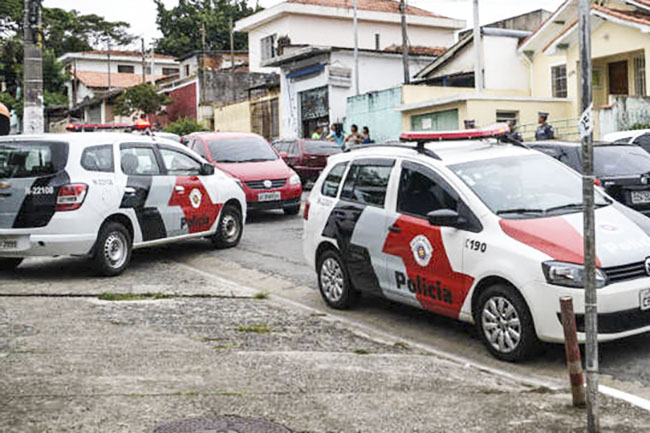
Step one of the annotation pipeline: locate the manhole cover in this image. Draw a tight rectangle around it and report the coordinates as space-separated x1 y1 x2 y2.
153 416 292 433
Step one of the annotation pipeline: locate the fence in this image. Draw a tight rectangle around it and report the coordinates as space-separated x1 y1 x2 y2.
519 117 580 141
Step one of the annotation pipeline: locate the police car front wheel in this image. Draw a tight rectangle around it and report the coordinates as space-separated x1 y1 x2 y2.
317 249 359 309
92 222 132 277
212 205 243 249
0 258 23 272
476 284 542 362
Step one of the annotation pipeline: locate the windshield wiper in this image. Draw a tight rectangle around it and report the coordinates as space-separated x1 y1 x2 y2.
239 158 273 162
496 208 546 215
544 202 583 213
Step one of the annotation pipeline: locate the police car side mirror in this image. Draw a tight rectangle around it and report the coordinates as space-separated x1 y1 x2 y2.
427 209 466 228
200 163 215 176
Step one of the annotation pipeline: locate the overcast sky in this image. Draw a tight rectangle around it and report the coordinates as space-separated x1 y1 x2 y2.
43 0 564 49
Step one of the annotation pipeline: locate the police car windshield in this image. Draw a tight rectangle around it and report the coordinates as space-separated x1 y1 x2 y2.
450 154 610 219
0 141 68 179
594 146 650 177
207 137 277 163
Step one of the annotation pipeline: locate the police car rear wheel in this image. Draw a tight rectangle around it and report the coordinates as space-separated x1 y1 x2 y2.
93 222 132 277
0 258 23 271
317 250 358 309
476 284 541 362
212 205 242 249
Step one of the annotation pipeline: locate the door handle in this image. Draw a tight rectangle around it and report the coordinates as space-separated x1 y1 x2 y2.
388 224 401 233
175 186 185 193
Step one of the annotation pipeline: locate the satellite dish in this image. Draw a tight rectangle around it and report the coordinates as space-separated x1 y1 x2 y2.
0 103 9 136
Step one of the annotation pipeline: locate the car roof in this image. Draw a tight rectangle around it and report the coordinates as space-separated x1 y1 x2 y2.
603 129 650 141
0 132 185 150
190 132 264 140
527 140 636 148
329 139 535 166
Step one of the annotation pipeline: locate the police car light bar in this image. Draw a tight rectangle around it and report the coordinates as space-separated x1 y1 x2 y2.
400 123 510 142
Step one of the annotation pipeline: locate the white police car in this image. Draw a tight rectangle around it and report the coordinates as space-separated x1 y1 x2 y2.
303 125 650 361
0 133 246 276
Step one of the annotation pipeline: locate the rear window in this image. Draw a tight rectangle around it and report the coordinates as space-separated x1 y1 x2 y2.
594 146 650 177
0 141 68 178
305 140 341 155
206 137 277 163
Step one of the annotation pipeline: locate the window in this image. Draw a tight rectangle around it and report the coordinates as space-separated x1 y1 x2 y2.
592 69 602 88
191 140 207 158
287 142 299 156
0 141 68 178
321 162 348 198
496 111 518 124
163 67 180 76
375 34 381 51
397 162 457 218
120 146 161 175
261 34 277 61
273 141 289 154
411 109 458 131
633 133 650 153
635 58 646 96
340 161 394 207
159 148 202 175
551 65 567 98
145 66 152 75
81 145 114 172
184 65 190 77
117 64 135 74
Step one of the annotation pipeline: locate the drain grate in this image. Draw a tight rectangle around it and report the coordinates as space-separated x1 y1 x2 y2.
152 416 293 433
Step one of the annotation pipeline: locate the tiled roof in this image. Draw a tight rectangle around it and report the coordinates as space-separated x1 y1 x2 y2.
74 71 163 89
286 0 442 17
593 4 650 26
78 50 176 60
383 44 447 56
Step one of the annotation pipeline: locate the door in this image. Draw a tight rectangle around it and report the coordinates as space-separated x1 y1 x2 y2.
119 143 169 242
382 160 475 318
158 146 221 237
609 61 629 95
321 158 395 296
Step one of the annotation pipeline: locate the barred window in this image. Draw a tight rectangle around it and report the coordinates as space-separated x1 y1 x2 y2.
635 58 646 96
261 35 276 61
551 65 567 98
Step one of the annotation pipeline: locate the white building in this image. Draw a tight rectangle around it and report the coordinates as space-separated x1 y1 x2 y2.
235 0 465 73
58 50 180 108
265 45 438 138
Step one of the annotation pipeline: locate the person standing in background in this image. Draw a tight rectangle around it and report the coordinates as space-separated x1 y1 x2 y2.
311 125 323 140
345 124 361 147
361 126 372 144
535 112 555 140
328 123 346 149
507 120 523 142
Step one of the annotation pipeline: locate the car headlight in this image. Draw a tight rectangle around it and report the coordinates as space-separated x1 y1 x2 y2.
542 261 607 288
289 173 301 186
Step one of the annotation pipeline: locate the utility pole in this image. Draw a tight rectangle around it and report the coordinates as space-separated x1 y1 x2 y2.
400 0 410 84
141 37 146 83
150 44 156 85
23 0 44 133
200 22 206 104
353 0 359 96
107 40 112 91
230 17 236 102
472 0 484 92
578 0 598 431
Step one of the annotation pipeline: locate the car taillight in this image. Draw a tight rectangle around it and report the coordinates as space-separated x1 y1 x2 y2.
304 201 310 220
56 183 88 211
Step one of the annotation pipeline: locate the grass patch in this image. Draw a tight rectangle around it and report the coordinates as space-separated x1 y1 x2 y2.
213 344 239 350
98 292 172 302
309 312 327 317
253 291 270 300
394 342 409 350
237 324 272 334
353 349 370 355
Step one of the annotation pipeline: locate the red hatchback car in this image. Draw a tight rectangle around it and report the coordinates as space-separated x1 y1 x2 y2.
272 139 342 183
186 132 302 215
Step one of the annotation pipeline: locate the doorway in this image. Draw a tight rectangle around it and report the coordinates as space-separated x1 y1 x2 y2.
609 61 629 95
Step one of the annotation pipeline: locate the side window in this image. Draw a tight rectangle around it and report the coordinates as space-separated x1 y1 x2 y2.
341 161 394 207
120 146 161 176
81 145 114 172
321 162 348 198
397 162 458 218
288 142 299 156
159 148 202 175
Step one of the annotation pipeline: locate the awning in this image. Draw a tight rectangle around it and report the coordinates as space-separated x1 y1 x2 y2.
287 63 325 79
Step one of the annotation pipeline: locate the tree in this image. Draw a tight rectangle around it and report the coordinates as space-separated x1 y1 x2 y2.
154 0 261 57
113 84 173 118
163 117 209 136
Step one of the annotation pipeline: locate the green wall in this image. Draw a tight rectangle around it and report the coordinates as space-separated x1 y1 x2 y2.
344 87 403 143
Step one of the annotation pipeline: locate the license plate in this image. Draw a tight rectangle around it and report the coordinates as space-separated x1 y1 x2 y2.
258 192 281 202
641 289 650 311
0 239 17 250
631 191 650 204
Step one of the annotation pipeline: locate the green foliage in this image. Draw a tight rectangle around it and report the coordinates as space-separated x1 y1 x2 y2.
113 84 173 117
43 90 68 107
629 122 650 130
154 0 261 57
98 292 172 301
163 117 209 136
0 92 21 116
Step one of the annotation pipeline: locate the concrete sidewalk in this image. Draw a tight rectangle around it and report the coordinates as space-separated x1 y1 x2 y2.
1 259 650 432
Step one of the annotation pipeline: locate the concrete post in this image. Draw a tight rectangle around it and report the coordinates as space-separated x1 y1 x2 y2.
23 0 44 134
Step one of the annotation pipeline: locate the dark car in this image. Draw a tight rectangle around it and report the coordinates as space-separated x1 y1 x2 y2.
272 139 342 183
528 141 650 216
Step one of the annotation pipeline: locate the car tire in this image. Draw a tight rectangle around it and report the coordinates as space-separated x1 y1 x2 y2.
317 249 359 310
475 283 542 362
92 222 132 277
212 205 243 249
0 258 23 272
284 204 301 216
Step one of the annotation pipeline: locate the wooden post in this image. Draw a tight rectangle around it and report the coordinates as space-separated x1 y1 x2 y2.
560 296 586 408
